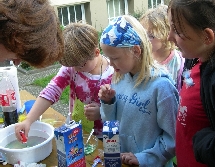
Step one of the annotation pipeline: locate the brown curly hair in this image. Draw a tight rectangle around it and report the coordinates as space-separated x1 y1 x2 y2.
60 22 98 67
0 0 64 68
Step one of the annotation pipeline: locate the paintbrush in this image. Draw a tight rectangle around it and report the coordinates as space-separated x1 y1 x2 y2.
85 129 94 146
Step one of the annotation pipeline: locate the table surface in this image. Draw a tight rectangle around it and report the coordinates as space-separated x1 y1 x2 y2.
3 90 132 167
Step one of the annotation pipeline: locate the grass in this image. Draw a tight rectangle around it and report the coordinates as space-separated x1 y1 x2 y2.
33 73 70 104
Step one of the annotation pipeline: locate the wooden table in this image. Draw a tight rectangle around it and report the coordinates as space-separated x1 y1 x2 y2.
4 90 131 167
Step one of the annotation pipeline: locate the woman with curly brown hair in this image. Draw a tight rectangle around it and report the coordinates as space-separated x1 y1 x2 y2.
0 0 64 67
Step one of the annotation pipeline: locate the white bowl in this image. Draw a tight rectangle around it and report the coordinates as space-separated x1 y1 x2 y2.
0 121 54 165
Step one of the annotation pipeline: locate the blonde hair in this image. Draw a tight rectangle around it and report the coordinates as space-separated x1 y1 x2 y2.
112 15 161 87
60 22 99 67
139 5 175 51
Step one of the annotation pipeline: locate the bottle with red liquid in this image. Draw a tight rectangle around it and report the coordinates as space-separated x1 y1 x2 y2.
0 70 18 127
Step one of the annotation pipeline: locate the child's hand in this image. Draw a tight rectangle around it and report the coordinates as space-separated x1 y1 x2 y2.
15 120 31 142
84 102 101 121
121 152 139 166
98 84 115 104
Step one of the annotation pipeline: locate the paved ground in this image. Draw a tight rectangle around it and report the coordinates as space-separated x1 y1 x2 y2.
17 66 69 117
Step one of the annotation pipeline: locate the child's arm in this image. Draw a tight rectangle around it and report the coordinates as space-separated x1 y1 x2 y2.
84 102 101 121
98 84 115 104
15 66 73 142
121 152 139 166
135 85 179 166
15 97 52 141
39 66 72 103
98 84 117 121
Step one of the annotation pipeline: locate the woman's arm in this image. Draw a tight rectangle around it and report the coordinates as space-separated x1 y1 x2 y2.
193 127 215 167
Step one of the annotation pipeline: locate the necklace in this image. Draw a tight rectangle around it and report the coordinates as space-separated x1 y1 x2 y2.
73 56 103 104
66 56 103 123
90 56 103 103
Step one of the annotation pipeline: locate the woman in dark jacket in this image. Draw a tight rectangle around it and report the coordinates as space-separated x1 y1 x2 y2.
168 0 215 166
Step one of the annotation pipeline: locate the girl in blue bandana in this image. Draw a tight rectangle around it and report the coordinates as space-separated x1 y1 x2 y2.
98 15 179 167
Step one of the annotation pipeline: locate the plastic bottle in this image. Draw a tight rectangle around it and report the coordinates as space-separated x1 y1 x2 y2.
0 70 18 127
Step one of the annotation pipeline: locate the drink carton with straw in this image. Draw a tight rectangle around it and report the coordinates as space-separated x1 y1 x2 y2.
54 120 86 167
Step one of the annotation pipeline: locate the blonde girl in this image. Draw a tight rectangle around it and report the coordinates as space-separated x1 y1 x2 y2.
140 5 184 91
98 15 179 166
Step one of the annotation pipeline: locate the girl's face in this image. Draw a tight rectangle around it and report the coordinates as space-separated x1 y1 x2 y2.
148 33 163 53
100 44 140 75
74 48 100 73
141 21 165 54
0 44 21 65
167 12 211 62
74 58 97 73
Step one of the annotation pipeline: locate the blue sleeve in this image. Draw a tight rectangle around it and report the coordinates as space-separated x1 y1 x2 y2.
100 97 117 121
135 90 179 166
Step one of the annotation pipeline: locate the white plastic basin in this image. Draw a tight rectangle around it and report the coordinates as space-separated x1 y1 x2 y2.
0 121 54 165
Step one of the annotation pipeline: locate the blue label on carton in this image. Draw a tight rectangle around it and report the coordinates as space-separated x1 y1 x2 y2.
103 120 121 167
54 121 86 167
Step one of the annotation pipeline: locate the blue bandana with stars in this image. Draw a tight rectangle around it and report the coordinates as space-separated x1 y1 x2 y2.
100 16 141 47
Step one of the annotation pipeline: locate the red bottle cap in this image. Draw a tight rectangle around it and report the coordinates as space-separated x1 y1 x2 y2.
19 131 27 143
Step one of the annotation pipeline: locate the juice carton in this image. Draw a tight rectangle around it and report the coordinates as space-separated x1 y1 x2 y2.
54 120 86 167
103 120 121 167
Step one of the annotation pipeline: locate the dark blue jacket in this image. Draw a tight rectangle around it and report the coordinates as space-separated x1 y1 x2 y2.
192 58 215 167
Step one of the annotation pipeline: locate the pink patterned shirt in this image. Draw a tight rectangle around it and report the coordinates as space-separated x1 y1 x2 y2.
39 64 114 137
